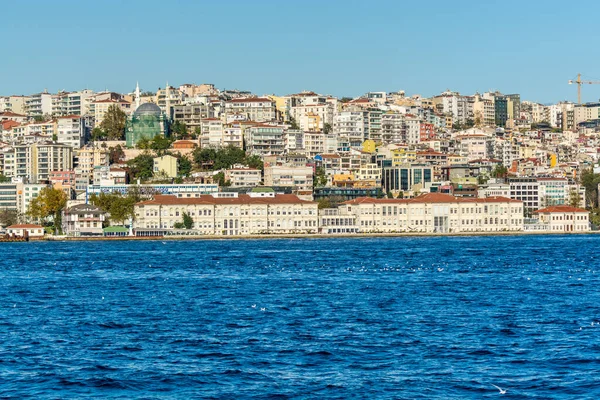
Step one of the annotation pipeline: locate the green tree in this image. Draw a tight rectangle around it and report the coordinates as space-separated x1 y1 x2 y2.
178 155 192 177
193 147 217 169
182 212 193 229
580 169 600 208
150 135 173 155
245 154 264 171
52 133 58 142
317 198 332 209
214 145 246 170
0 209 18 227
323 123 332 134
569 189 583 208
100 104 127 140
289 116 300 130
492 164 508 178
91 127 106 141
170 120 188 139
387 191 394 199
136 137 151 150
340 97 353 103
0 174 10 183
27 187 67 234
314 167 328 187
89 192 138 225
109 145 125 164
192 126 201 139
213 171 231 187
127 153 155 181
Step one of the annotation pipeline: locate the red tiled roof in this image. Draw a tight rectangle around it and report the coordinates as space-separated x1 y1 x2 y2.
7 224 44 229
535 205 588 213
344 193 521 205
0 111 26 117
136 194 314 206
227 97 273 103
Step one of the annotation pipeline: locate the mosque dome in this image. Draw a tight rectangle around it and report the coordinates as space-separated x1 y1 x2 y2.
134 102 162 116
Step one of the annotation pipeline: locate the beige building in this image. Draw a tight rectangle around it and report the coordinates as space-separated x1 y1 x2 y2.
93 99 132 126
75 145 109 179
225 97 277 122
134 192 319 235
264 164 313 195
6 223 45 237
533 205 590 232
339 193 524 233
224 168 262 187
153 155 178 178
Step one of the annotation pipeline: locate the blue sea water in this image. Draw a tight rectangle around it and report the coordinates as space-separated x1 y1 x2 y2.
1 235 600 399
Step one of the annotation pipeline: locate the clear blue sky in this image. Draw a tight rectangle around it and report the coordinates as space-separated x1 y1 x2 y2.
2 0 600 103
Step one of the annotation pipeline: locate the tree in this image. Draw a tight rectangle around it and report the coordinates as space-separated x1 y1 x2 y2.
178 155 192 177
580 169 600 208
170 120 188 140
0 209 18 227
89 192 137 225
214 145 246 170
213 171 231 187
387 191 394 199
136 137 151 150
569 189 583 208
150 135 173 155
193 147 217 170
182 212 193 229
91 127 106 141
323 123 332 134
52 133 58 142
289 116 300 130
0 174 10 183
314 167 328 187
317 198 332 209
192 127 201 139
340 97 353 103
109 145 125 164
492 164 509 179
127 153 155 182
100 104 127 140
245 154 264 171
27 187 67 234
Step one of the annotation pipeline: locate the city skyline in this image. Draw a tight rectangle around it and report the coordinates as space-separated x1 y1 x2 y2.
2 0 600 103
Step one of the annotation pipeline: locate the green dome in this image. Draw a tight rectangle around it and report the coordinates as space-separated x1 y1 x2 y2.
134 102 161 116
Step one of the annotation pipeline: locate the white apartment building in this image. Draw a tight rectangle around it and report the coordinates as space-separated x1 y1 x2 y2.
290 103 334 132
284 129 304 153
456 134 494 160
134 192 319 235
224 168 262 187
303 131 324 158
405 114 420 145
200 118 224 148
222 123 244 148
225 97 276 122
52 90 94 116
340 193 524 233
334 111 369 147
381 112 405 144
25 92 53 117
56 116 86 148
245 125 285 156
7 142 73 183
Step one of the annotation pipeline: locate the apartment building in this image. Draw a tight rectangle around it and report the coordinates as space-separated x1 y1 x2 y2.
290 103 334 132
200 118 224 148
93 99 132 126
224 168 262 187
25 92 52 117
56 115 86 148
245 125 285 156
381 112 404 144
134 192 319 235
6 142 72 183
339 193 523 233
225 97 276 122
334 111 369 147
263 164 313 194
382 165 433 193
171 103 213 133
52 90 94 116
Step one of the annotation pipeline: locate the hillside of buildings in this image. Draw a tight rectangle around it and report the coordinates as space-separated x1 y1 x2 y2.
1 84 600 237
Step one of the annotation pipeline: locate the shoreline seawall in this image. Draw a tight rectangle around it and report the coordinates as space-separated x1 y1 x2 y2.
40 230 600 242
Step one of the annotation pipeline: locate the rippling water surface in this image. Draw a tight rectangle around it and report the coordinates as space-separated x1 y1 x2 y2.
2 235 600 398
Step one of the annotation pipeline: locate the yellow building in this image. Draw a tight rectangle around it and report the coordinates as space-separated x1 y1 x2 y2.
153 155 178 178
266 95 288 122
362 140 376 153
391 148 417 166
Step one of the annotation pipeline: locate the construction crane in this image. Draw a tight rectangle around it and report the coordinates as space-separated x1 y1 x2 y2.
568 73 600 104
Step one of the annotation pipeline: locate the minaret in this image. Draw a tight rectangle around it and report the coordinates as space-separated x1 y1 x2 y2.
165 81 171 118
135 82 141 110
